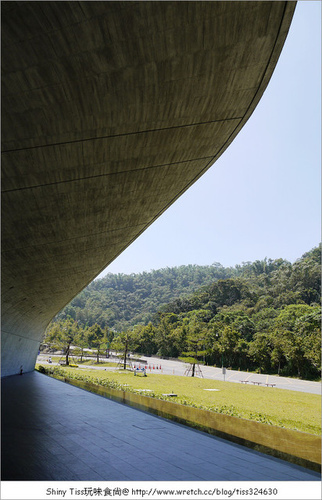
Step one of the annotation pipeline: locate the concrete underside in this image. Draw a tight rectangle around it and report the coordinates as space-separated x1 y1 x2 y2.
1 1 296 377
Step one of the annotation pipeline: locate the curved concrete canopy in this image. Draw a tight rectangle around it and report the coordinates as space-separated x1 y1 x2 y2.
1 1 296 377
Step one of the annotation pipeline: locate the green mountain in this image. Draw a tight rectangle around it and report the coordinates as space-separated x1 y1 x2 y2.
55 262 235 330
49 245 321 379
55 246 321 332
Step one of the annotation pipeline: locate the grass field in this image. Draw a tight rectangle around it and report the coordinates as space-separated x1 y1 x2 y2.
37 364 321 436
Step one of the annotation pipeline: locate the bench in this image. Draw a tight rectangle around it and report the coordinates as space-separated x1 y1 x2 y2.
241 380 275 387
134 368 147 377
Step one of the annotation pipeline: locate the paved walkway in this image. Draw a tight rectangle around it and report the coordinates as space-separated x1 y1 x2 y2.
1 372 320 481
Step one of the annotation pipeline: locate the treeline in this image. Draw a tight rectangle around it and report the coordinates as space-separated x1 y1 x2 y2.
55 262 235 330
45 245 321 379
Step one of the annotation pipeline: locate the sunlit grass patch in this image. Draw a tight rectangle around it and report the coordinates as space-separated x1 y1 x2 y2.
36 365 321 435
37 356 118 367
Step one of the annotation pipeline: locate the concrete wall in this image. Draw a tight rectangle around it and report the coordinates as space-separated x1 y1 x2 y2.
1 2 296 377
1 332 39 376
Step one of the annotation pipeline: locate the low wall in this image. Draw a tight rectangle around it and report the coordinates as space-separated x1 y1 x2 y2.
44 371 321 472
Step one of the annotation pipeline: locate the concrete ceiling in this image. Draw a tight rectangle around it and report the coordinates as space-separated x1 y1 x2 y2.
1 1 296 376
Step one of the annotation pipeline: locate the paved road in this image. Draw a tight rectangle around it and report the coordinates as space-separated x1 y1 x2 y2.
140 356 321 395
37 354 321 395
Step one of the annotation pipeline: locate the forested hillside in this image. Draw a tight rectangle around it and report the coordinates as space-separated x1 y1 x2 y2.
55 263 234 330
46 245 321 379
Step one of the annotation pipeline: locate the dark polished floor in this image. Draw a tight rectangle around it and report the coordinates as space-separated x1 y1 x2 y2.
1 372 320 481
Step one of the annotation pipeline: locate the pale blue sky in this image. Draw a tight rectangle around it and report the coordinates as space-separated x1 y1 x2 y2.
98 1 321 278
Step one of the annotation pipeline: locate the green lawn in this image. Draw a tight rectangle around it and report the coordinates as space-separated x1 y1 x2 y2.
37 365 321 436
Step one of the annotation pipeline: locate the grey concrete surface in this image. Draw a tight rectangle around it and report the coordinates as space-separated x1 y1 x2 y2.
1 371 320 481
1 1 296 377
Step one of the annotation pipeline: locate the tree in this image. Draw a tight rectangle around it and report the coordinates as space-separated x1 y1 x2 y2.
218 325 242 368
271 304 314 377
135 323 157 356
294 307 321 377
111 330 139 369
86 323 104 363
208 312 250 369
102 326 114 358
179 316 207 377
248 332 272 373
44 318 78 365
74 326 88 362
270 336 285 375
154 313 180 357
